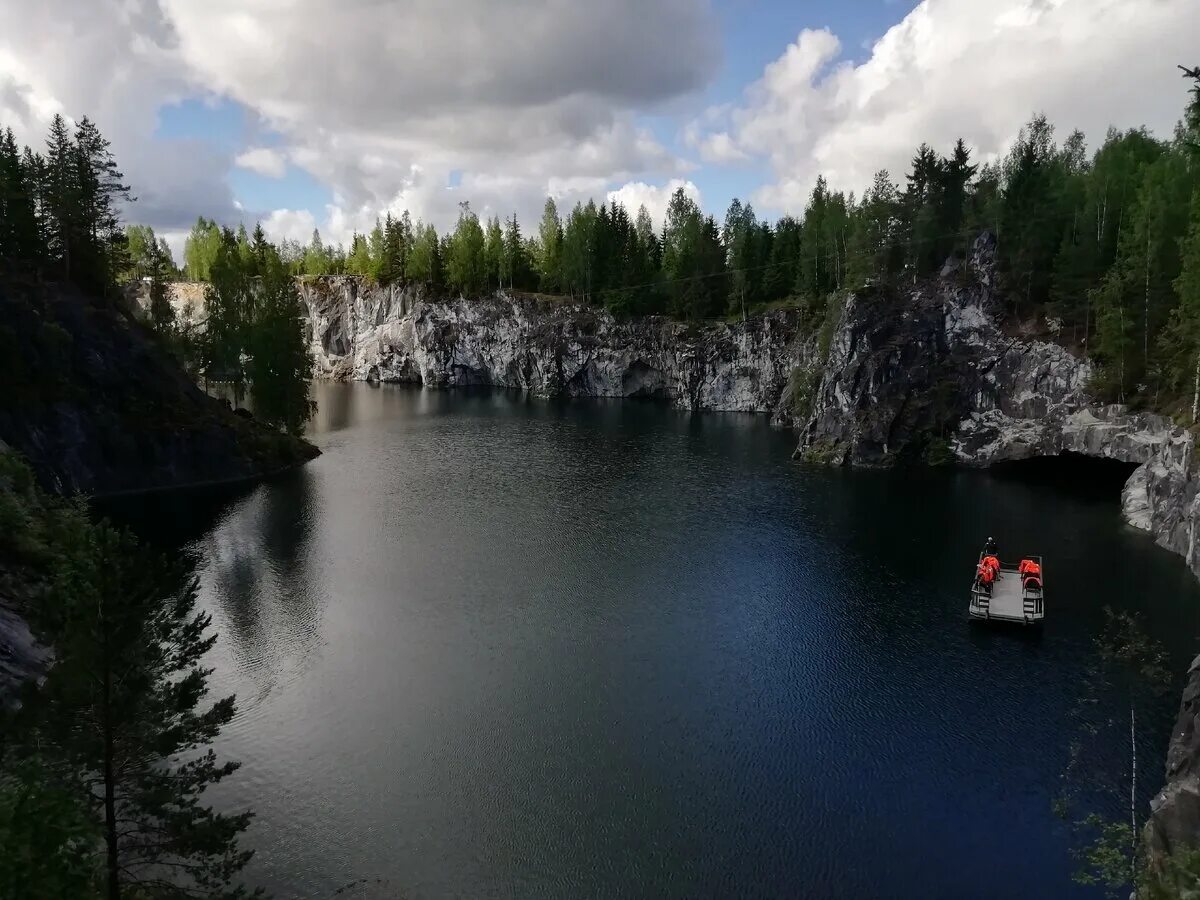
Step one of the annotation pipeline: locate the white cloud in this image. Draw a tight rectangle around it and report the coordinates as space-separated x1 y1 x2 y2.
696 132 748 165
234 147 287 179
694 0 1200 214
0 0 718 241
0 0 246 231
159 0 716 229
261 208 319 246
607 179 701 230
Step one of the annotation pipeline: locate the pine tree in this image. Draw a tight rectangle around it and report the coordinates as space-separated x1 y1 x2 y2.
346 232 373 277
147 239 176 337
43 113 77 281
501 214 530 290
847 170 902 288
902 143 946 276
204 237 253 397
251 222 271 270
724 198 760 317
762 216 801 303
999 114 1069 316
406 222 441 289
1158 191 1200 418
28 518 259 900
561 200 599 300
184 217 223 281
302 229 325 276
537 198 563 292
447 203 486 294
0 128 42 268
247 257 314 434
483 215 503 290
939 139 977 259
72 116 133 294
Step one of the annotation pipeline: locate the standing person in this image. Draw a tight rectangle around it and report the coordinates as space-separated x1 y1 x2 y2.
984 536 998 557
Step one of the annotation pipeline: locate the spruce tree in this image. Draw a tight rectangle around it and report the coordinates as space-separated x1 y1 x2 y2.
483 215 503 290
537 198 563 292
501 214 529 290
43 113 77 281
447 203 486 294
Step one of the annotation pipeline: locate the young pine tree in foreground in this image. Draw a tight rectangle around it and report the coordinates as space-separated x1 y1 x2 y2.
20 514 259 899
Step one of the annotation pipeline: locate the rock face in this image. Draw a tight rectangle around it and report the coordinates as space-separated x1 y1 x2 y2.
797 233 1095 465
299 278 811 416
794 235 1200 583
0 281 318 496
1146 654 1200 877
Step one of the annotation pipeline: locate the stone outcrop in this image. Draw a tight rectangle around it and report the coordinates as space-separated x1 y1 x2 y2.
0 280 320 700
299 277 811 416
1 280 318 496
797 233 1096 466
1146 654 1200 880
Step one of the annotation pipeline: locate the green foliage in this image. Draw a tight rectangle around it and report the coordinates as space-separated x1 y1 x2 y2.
11 70 1200 415
786 364 821 423
247 260 315 435
662 188 725 319
0 114 132 296
1058 608 1173 897
0 453 260 897
537 198 563 292
447 203 486 295
0 756 99 900
483 215 504 291
407 221 441 288
21 517 259 899
184 217 223 282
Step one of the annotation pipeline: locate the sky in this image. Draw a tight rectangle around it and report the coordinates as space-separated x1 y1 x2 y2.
1 0 1197 262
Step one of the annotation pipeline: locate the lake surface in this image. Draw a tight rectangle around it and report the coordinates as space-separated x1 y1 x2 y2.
115 383 1200 899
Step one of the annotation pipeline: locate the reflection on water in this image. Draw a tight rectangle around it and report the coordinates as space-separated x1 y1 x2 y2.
112 383 1200 899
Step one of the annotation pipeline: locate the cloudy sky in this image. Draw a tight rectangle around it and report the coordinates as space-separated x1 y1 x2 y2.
1 0 1196 259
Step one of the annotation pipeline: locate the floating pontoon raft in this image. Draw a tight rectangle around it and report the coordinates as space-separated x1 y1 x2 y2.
969 555 1044 625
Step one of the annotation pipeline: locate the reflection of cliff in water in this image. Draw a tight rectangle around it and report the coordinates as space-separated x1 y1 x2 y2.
197 468 324 697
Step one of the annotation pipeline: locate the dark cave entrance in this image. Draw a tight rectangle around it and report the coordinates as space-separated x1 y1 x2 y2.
988 451 1140 501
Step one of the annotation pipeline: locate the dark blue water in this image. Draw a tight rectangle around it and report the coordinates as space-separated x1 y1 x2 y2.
114 383 1200 899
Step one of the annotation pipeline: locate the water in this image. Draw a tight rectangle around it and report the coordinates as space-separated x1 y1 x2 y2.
111 383 1200 899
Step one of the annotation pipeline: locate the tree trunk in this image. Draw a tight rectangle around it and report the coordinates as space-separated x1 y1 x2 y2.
1191 353 1199 424
1131 704 1138 886
1119 300 1127 402
1144 229 1152 371
102 632 121 900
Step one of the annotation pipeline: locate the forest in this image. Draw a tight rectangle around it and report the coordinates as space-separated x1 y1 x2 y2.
0 114 314 436
3 71 1200 417
159 65 1200 416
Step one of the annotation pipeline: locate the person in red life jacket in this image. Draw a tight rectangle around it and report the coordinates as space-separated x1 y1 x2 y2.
982 555 1001 575
976 562 996 593
1019 558 1042 590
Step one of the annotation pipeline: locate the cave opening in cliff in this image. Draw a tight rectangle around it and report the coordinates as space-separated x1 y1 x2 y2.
988 452 1140 501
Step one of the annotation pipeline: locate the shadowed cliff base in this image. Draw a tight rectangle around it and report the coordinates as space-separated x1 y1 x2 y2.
989 452 1142 502
0 278 318 496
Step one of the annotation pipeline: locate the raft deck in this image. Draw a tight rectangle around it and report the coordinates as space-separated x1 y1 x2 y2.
969 557 1044 625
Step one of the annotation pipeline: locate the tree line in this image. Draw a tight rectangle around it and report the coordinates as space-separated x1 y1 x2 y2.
0 115 315 436
0 114 133 297
166 67 1200 413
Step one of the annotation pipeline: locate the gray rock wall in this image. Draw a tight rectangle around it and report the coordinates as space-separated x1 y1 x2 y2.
299 278 812 417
